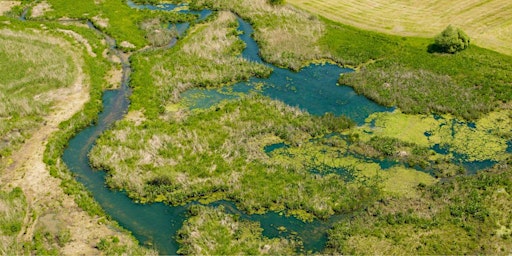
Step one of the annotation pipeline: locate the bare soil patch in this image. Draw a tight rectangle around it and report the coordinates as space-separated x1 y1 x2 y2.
31 1 51 18
0 1 20 15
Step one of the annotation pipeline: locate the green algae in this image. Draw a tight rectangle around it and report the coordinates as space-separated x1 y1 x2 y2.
357 110 510 162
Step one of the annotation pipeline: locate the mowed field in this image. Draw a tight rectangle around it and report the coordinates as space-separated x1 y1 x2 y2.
288 0 512 56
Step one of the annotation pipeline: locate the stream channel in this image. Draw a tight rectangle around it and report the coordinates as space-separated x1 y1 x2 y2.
61 1 501 254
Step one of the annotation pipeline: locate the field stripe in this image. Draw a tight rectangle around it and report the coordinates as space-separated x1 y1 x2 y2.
288 0 512 56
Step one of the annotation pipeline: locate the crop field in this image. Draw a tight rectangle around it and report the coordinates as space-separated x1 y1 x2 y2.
288 0 512 56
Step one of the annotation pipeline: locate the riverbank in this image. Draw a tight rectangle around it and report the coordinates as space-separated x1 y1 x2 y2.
0 18 153 254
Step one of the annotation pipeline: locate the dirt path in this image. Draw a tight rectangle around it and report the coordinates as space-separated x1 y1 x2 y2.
1 31 136 255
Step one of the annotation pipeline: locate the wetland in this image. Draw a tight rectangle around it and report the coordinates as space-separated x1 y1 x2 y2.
1 0 511 254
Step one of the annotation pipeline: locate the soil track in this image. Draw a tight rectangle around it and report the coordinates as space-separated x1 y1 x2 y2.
0 29 136 255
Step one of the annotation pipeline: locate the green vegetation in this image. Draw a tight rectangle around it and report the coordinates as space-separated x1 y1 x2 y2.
0 27 75 158
287 0 512 57
187 0 330 70
325 160 512 254
90 12 380 221
433 25 470 54
320 19 512 119
3 0 510 254
353 111 511 162
128 11 271 119
268 0 286 5
177 205 297 254
19 0 195 50
0 187 26 254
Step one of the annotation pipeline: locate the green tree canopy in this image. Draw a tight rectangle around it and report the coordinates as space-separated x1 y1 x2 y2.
434 25 470 53
268 0 285 5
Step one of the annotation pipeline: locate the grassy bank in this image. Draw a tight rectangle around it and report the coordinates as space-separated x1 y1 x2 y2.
128 11 271 119
177 205 297 254
319 18 512 120
149 0 512 120
0 187 26 254
90 12 386 221
185 0 330 70
0 16 154 254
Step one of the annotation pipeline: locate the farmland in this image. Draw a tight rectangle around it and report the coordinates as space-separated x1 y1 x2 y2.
288 0 512 56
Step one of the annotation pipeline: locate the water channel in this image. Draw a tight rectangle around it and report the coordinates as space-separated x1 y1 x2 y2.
60 1 504 254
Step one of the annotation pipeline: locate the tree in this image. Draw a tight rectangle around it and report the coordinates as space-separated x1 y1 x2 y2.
268 0 285 5
434 25 470 53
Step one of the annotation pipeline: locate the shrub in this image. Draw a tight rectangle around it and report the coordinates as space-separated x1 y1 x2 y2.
268 0 285 5
434 25 470 53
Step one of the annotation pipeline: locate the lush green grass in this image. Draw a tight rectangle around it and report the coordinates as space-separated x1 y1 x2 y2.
4 0 507 254
89 11 386 221
177 205 297 254
26 0 196 49
90 94 367 220
325 159 512 254
320 19 512 119
288 0 512 58
0 187 26 254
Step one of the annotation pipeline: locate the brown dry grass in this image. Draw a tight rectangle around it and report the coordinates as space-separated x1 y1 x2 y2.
0 1 19 15
288 0 512 56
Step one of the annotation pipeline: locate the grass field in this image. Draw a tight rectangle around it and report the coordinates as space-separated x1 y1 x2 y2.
288 0 512 56
0 27 76 158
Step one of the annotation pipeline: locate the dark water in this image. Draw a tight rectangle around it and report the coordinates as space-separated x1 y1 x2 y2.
184 18 392 125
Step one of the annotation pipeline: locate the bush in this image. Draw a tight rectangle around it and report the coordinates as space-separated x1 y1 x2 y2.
268 0 285 5
434 25 470 53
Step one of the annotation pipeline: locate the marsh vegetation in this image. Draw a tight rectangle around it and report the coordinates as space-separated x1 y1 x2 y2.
177 205 297 254
2 0 511 254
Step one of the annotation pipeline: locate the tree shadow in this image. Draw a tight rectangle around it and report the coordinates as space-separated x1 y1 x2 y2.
427 43 444 54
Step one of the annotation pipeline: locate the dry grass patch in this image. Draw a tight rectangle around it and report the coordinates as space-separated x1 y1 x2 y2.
31 1 52 18
190 0 328 69
0 28 76 158
289 0 512 56
0 1 20 15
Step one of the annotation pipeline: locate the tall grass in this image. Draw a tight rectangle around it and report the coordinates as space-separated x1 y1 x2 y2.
187 0 330 70
129 11 271 119
90 93 363 219
0 27 75 159
0 187 26 254
177 205 297 254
